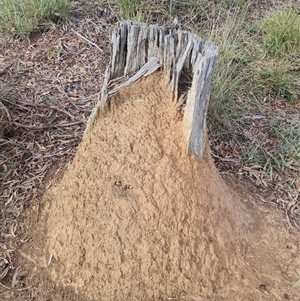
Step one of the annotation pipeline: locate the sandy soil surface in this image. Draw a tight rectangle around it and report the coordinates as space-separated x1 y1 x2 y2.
8 73 299 301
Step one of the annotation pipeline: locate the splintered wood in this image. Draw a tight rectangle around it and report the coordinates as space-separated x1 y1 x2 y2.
86 21 218 161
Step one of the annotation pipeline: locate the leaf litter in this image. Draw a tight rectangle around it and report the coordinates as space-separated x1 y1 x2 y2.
0 1 112 296
210 105 300 232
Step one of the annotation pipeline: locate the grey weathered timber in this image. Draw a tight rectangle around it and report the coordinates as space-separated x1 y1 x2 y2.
86 22 218 161
183 42 218 159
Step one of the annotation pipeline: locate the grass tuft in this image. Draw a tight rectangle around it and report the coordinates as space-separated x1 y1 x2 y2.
0 0 71 37
250 59 299 103
261 6 300 58
208 9 254 124
108 0 213 24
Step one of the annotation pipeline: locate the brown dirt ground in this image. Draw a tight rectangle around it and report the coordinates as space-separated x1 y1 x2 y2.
5 73 298 301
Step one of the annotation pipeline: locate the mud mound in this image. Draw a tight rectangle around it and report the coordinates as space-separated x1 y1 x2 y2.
44 73 299 301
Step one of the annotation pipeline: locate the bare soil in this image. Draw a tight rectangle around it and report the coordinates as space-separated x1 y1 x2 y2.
7 73 298 301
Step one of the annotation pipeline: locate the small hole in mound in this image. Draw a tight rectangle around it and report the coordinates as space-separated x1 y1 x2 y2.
115 180 122 186
259 284 267 293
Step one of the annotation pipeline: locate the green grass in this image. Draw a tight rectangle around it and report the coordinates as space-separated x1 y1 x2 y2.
107 0 207 23
250 59 299 103
208 8 255 124
207 3 300 176
108 0 141 20
0 0 70 37
221 0 246 8
261 6 300 58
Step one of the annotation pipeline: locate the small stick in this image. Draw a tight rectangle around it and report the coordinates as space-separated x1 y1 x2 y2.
11 267 21 288
14 120 84 130
71 29 103 53
0 60 17 76
48 254 53 266
211 152 241 163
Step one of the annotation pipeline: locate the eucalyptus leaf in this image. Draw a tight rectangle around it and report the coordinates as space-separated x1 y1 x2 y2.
292 279 300 288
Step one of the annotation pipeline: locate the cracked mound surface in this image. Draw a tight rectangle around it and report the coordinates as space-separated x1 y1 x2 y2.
44 72 299 301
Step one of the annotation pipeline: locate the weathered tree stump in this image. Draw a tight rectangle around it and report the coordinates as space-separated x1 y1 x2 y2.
43 21 299 301
86 21 218 160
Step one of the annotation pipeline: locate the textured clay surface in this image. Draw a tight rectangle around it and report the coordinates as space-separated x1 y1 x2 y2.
28 72 299 301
